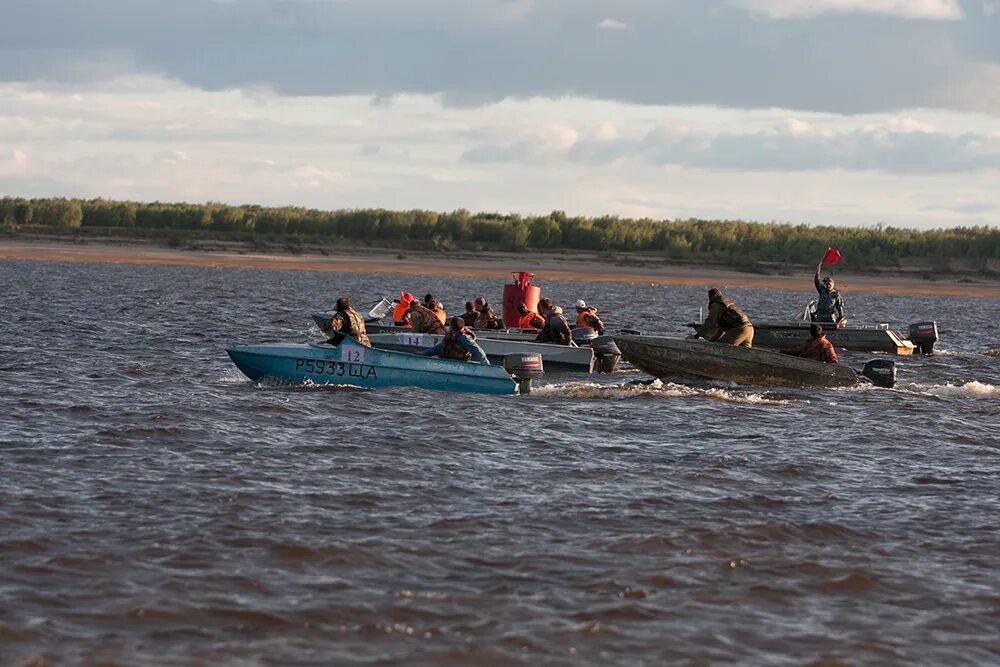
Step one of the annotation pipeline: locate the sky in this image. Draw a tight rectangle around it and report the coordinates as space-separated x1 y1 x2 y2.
1 0 999 229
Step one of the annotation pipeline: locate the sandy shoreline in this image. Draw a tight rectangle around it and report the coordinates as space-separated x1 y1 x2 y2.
3 239 999 298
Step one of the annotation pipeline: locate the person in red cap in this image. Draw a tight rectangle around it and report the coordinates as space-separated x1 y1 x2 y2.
392 292 414 326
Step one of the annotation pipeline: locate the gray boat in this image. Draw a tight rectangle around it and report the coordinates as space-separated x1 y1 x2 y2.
748 301 938 355
313 304 622 372
365 331 597 373
613 334 895 389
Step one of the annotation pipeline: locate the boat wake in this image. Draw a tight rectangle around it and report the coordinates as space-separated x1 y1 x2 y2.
217 368 252 385
533 379 795 405
220 372 371 392
898 380 1000 399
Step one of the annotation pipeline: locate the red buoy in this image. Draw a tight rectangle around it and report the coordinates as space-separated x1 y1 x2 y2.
501 272 540 327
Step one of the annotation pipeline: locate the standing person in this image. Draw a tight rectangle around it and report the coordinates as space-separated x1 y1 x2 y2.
784 323 839 364
687 288 754 348
325 297 372 347
516 301 545 330
535 305 573 345
421 317 490 364
813 261 846 327
407 299 447 335
573 299 606 335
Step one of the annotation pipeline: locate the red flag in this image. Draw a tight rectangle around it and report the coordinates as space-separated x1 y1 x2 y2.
821 247 841 265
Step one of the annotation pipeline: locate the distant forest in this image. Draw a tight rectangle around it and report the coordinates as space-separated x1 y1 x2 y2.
2 196 998 268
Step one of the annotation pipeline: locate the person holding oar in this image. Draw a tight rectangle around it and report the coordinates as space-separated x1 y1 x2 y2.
814 248 846 327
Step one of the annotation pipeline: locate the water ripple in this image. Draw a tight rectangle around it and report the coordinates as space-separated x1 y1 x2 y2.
1 258 998 665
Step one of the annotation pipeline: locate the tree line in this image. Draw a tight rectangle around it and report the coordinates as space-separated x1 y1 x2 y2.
2 196 998 266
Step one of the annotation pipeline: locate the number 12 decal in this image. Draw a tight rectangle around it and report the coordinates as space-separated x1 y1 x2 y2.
343 347 365 363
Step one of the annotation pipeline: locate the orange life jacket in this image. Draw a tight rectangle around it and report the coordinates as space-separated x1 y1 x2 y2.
518 311 544 329
576 307 605 333
392 302 411 326
432 305 447 325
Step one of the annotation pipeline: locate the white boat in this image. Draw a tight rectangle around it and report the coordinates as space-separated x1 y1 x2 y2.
364 331 597 373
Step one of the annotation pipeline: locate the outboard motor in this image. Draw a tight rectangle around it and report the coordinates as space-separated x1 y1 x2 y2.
503 353 544 395
908 321 939 355
590 335 622 373
571 326 598 345
861 359 896 389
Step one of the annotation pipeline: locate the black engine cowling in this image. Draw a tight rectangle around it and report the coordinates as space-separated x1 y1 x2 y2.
861 359 896 388
571 326 598 345
590 336 622 373
908 321 938 355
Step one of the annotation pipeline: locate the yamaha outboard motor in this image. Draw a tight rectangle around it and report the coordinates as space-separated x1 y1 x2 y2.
908 321 939 355
503 353 544 395
861 359 896 389
590 335 622 373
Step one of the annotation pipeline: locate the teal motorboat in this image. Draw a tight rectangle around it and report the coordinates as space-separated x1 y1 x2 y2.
227 337 541 395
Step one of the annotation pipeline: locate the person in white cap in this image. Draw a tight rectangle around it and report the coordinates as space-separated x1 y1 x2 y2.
574 299 606 335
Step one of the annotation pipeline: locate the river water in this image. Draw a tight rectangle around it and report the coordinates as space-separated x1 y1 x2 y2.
1 259 998 666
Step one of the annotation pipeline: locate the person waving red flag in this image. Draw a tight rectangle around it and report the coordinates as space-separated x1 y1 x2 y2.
814 249 846 327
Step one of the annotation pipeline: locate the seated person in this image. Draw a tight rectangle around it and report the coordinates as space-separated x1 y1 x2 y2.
783 323 839 364
573 299 606 335
421 317 489 364
392 292 414 326
426 298 447 325
407 299 447 335
474 305 504 330
517 302 545 330
460 300 479 327
535 305 573 345
325 296 372 347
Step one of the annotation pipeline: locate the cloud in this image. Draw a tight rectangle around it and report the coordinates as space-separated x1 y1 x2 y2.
597 18 627 29
731 0 965 21
0 148 29 177
463 116 1000 173
0 0 997 116
920 201 997 214
1 76 997 229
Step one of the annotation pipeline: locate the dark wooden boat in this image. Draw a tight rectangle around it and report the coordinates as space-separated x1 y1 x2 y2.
613 335 894 388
